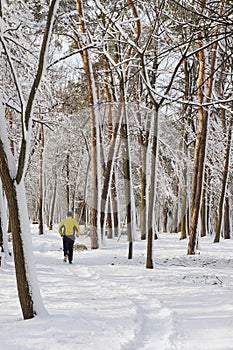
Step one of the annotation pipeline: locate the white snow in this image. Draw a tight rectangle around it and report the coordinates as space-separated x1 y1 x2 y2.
1 226 233 350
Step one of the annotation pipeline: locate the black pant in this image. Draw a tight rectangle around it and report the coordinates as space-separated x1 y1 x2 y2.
63 236 74 263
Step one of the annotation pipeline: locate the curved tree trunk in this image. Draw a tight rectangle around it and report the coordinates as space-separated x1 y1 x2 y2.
8 183 40 319
0 0 59 318
0 140 46 319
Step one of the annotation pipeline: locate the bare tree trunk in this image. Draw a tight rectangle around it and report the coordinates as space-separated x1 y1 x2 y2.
146 107 159 269
187 2 206 254
214 116 233 242
38 120 44 235
180 58 192 240
0 0 58 318
103 54 119 239
112 171 120 237
65 154 70 212
188 0 223 254
0 143 45 318
200 189 207 237
100 112 122 241
224 197 231 239
171 178 179 233
0 183 9 264
76 0 99 249
200 167 208 237
138 116 150 240
8 184 35 318
206 166 212 234
49 173 57 230
180 126 189 240
120 101 134 259
180 182 187 240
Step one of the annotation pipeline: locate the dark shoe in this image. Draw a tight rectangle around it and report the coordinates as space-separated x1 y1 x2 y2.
69 261 73 264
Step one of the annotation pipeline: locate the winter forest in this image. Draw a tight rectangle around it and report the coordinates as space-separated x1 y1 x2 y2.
0 0 233 328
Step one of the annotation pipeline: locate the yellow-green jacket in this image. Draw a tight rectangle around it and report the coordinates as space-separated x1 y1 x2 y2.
58 217 80 240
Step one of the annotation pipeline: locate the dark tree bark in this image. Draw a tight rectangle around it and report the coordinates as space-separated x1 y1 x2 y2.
223 198 231 239
0 142 35 319
0 0 59 319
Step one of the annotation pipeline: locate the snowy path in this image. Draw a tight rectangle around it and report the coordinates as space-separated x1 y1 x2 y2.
71 264 184 350
1 231 233 349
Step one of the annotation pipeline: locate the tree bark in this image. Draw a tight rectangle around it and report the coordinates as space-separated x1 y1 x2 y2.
146 107 159 268
76 0 99 249
138 114 150 240
187 0 223 254
214 116 232 242
121 111 134 260
66 153 70 212
0 138 42 319
223 198 231 239
49 173 57 230
0 0 59 318
100 112 122 241
38 120 44 235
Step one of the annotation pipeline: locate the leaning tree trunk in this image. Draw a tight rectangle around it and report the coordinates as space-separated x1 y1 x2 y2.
100 110 122 242
8 182 39 319
0 0 59 318
187 68 208 254
76 0 99 249
0 138 46 319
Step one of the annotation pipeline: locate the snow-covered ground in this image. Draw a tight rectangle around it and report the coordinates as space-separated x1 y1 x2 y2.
1 226 233 350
